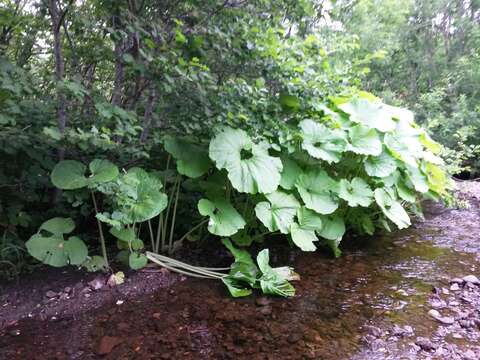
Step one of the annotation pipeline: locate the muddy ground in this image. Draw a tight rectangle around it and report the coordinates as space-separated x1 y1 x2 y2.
1 181 480 359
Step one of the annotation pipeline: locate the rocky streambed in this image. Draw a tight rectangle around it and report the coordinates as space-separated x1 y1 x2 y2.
1 181 480 359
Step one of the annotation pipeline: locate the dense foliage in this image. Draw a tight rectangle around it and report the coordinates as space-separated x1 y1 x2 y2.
0 0 460 294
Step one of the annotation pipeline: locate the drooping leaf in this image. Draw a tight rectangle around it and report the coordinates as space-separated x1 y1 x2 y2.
338 177 373 207
289 222 318 251
296 207 323 231
222 277 253 297
255 191 300 234
209 128 282 194
222 238 254 265
164 135 211 178
317 215 345 257
405 165 429 193
257 249 295 297
299 119 347 164
110 226 136 242
279 156 302 190
364 151 397 178
26 233 88 267
384 133 420 167
51 160 88 190
374 188 411 229
338 98 396 132
295 169 339 214
198 198 246 236
83 255 108 272
347 125 382 156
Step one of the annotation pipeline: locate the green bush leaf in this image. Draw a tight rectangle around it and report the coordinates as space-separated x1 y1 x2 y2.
347 125 382 156
255 191 300 234
164 135 211 178
209 128 282 194
295 169 339 214
257 249 295 297
198 198 246 236
289 223 318 251
110 226 136 242
338 98 396 133
299 119 347 164
338 177 373 207
279 156 302 190
317 215 345 257
364 151 397 177
374 188 411 229
26 233 88 267
83 255 107 272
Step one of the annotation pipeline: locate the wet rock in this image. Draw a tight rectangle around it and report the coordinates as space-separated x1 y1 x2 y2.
88 277 104 291
430 298 447 309
462 275 480 285
428 309 455 325
450 283 461 291
259 306 272 316
450 278 464 284
463 349 478 360
364 325 383 338
391 324 414 337
45 291 58 299
96 336 123 355
415 337 437 351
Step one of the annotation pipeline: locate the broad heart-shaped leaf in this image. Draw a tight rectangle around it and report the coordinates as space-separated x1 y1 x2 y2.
39 217 75 236
26 234 88 267
255 191 300 234
338 98 396 132
129 252 148 270
347 125 382 156
384 133 419 167
88 159 119 185
297 207 323 231
257 249 295 297
279 156 302 190
317 214 345 257
299 119 347 164
295 169 339 215
374 188 411 229
289 223 318 251
51 160 88 190
51 159 119 190
198 198 246 237
338 177 373 207
364 151 397 178
119 168 168 223
164 135 211 178
209 128 282 194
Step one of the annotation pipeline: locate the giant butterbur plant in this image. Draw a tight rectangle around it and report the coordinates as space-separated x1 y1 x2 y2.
27 92 451 297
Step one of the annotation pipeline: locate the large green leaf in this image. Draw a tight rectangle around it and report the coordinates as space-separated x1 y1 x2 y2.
295 169 339 214
347 125 382 156
129 252 148 270
384 134 419 167
110 226 136 242
198 198 245 236
164 135 211 178
338 177 373 207
299 119 347 164
374 188 411 229
51 160 88 190
39 217 75 236
364 151 397 178
297 207 323 231
255 191 300 234
118 168 168 223
338 98 396 132
51 159 119 190
405 165 429 193
209 128 282 194
26 232 88 267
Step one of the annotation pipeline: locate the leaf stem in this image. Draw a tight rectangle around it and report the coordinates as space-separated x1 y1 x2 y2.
91 191 109 270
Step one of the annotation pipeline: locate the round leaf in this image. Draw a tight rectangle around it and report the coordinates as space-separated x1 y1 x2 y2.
198 198 246 236
39 217 75 235
338 98 396 132
129 252 148 270
338 177 373 207
374 188 411 229
88 159 119 185
254 191 300 234
164 135 211 178
364 151 397 178
347 125 382 156
295 169 339 215
289 223 318 251
209 128 282 194
51 160 87 190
